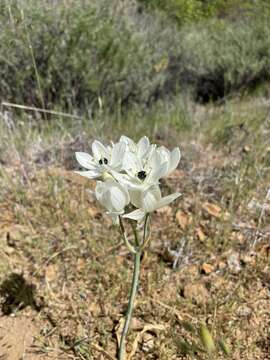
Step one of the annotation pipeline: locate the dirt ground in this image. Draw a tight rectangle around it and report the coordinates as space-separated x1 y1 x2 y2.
0 136 270 359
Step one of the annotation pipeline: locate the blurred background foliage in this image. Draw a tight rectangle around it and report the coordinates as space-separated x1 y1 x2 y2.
0 0 270 114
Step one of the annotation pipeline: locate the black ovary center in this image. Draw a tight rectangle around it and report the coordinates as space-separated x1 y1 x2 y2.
99 158 108 165
137 170 147 180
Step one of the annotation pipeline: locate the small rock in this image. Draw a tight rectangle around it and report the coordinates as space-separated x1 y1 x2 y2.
242 145 251 153
131 317 143 331
237 306 252 318
227 252 242 274
142 332 155 352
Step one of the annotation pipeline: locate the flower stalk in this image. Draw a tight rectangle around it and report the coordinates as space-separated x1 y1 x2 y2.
118 250 141 360
118 214 151 359
74 135 182 359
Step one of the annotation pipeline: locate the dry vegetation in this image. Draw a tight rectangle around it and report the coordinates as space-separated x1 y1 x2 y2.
1 0 270 359
0 95 270 359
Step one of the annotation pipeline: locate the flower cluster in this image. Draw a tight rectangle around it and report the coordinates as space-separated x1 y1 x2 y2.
75 136 181 223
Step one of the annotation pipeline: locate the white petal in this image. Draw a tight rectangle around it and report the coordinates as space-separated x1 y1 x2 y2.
122 151 140 173
168 148 181 174
137 136 150 158
110 142 126 169
142 185 161 212
110 171 134 187
75 170 101 179
129 189 143 208
95 180 130 214
120 135 133 145
100 189 115 213
155 192 181 209
147 149 160 169
123 209 146 221
75 152 95 169
92 140 108 160
146 162 167 184
95 181 106 202
109 184 129 212
158 146 170 163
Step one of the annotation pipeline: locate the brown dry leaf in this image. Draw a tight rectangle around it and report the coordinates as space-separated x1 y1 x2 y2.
88 206 102 219
202 202 222 218
89 301 100 317
260 244 270 257
45 264 58 282
156 206 172 217
115 317 126 350
196 227 206 241
241 252 256 265
176 210 191 230
76 258 86 273
201 263 214 274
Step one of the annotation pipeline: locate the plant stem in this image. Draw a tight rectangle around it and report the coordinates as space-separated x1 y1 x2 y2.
118 251 141 360
143 214 150 243
119 216 136 254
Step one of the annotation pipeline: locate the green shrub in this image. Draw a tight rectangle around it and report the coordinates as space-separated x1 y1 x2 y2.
139 0 270 26
0 0 169 112
1 0 270 114
177 17 270 101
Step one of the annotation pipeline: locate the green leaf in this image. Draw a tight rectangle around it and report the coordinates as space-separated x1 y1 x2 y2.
199 324 216 353
218 339 230 356
181 321 197 334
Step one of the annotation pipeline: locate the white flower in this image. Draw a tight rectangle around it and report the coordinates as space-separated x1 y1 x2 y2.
155 146 181 177
75 140 126 179
95 180 130 224
120 135 151 160
113 144 180 191
123 185 181 221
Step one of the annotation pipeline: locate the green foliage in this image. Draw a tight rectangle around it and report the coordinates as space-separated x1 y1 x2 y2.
0 0 167 112
1 0 270 114
178 17 270 101
140 0 270 26
177 322 230 358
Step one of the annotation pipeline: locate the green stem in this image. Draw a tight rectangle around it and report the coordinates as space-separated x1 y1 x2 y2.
143 214 150 244
118 251 141 360
119 216 136 254
130 221 140 248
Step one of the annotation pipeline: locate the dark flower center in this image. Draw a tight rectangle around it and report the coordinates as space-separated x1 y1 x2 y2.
137 170 147 180
99 158 108 165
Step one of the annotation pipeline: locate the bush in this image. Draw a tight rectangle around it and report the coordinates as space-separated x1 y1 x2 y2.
176 17 270 102
139 0 270 26
0 0 170 112
1 0 270 114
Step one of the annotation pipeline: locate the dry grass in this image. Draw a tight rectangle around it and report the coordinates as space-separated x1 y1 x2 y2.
0 96 270 359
